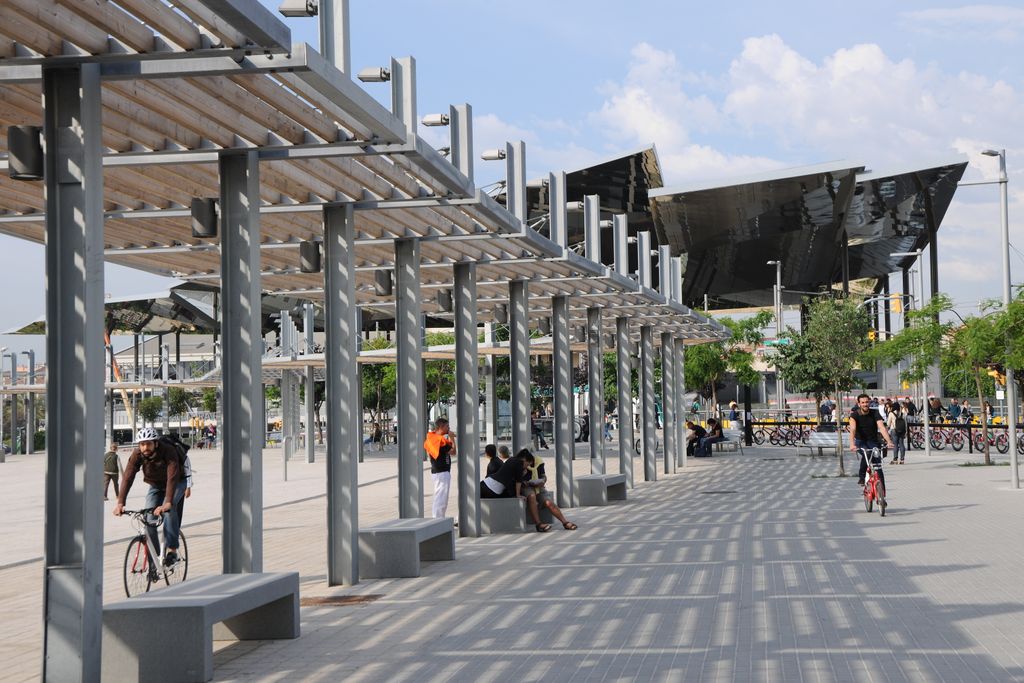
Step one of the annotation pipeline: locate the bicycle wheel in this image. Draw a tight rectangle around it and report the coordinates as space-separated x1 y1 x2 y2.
950 430 965 451
634 438 641 455
752 429 766 445
996 433 1009 454
910 430 924 449
930 431 945 450
877 485 886 517
123 536 155 597
162 530 189 587
863 484 873 513
1017 434 1024 455
769 430 781 446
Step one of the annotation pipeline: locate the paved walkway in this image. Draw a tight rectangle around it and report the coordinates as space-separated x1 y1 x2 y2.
4 444 1024 681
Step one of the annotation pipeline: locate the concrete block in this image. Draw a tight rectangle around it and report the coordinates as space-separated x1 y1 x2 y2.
577 473 627 506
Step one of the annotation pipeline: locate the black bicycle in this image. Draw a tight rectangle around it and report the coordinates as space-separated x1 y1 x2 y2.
121 508 189 597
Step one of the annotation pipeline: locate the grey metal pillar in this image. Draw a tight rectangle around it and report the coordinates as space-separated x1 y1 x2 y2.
219 150 264 574
24 350 35 456
640 325 657 482
304 303 317 463
509 280 531 453
395 239 424 518
587 307 605 472
8 354 18 453
323 204 360 584
661 333 676 474
160 337 170 434
552 296 574 507
453 263 480 537
675 339 687 469
616 318 634 487
41 63 105 682
318 0 350 73
483 323 498 445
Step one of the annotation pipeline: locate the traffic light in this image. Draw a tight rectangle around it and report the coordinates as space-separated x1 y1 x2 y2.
890 293 902 314
988 369 1006 386
868 329 876 342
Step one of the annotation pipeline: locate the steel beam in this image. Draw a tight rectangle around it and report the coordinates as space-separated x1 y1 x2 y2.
219 150 264 574
483 322 498 445
395 238 424 518
509 279 531 453
323 204 360 583
391 56 416 135
41 63 105 683
661 332 676 474
549 172 568 250
506 141 527 224
450 103 473 185
675 339 686 469
584 195 601 264
304 302 316 463
453 263 480 537
319 0 350 74
640 325 657 482
194 0 291 51
552 295 574 507
616 317 634 487
587 307 605 472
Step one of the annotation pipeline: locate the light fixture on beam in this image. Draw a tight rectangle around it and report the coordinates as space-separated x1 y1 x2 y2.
278 0 317 17
480 149 507 161
299 240 321 273
190 198 218 238
7 125 43 181
566 201 584 212
437 289 453 312
421 113 450 127
357 67 391 83
373 270 393 296
494 304 508 323
538 318 551 336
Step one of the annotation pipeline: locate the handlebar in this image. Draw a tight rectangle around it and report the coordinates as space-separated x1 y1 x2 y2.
122 508 164 527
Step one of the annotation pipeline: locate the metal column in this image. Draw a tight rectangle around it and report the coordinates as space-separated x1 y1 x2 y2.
41 63 105 683
587 307 605 472
640 326 657 481
323 204 360 584
304 302 317 463
616 318 634 487
219 151 264 574
9 355 18 453
509 280 531 453
483 323 498 445
552 296 574 507
675 339 687 469
395 239 424 518
661 333 676 474
453 263 480 537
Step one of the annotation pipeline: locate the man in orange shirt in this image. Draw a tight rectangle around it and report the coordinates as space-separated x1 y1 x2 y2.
424 417 456 518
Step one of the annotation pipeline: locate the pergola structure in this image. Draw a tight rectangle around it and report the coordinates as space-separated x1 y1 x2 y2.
0 1 728 678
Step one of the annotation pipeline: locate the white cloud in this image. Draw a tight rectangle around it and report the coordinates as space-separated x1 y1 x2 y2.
901 5 1024 42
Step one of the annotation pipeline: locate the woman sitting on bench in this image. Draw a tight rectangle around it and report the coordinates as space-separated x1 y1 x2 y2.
697 418 725 456
522 453 577 531
480 449 552 532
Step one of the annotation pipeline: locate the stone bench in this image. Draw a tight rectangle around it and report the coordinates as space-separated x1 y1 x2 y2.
480 495 554 534
102 572 300 683
577 473 627 506
358 517 455 578
798 432 840 457
713 431 745 455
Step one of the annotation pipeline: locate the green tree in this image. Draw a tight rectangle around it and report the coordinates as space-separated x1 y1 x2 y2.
994 288 1024 405
425 331 457 413
805 296 872 475
775 327 832 417
361 336 396 422
201 387 218 414
684 311 771 412
137 396 163 426
167 387 191 422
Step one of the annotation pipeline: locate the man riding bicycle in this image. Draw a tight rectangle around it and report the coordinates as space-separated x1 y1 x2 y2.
113 427 186 566
849 393 896 488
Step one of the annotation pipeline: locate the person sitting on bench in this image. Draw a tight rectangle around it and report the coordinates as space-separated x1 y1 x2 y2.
685 420 706 458
697 418 725 456
522 453 577 530
480 449 552 532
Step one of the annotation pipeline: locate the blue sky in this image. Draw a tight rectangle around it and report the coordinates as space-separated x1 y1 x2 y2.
0 1 1022 355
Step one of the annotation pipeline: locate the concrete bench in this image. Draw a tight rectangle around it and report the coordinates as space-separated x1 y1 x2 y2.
577 473 627 506
798 432 840 457
480 495 554 534
358 517 455 578
102 572 299 683
713 431 745 455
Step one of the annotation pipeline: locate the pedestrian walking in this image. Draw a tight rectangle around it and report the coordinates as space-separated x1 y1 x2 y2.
424 417 456 519
103 442 121 500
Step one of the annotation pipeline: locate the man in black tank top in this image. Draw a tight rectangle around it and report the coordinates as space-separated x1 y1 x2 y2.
849 393 895 487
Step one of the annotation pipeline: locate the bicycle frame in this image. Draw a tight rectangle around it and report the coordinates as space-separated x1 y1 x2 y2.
859 447 886 516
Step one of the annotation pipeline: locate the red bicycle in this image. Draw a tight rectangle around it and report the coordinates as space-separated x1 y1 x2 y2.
860 447 887 517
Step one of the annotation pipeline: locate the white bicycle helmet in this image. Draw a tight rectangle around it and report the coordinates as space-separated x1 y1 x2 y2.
136 427 159 443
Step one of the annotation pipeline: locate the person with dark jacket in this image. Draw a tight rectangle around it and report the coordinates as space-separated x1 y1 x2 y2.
103 442 121 500
113 427 186 565
480 449 552 532
424 417 456 519
685 420 707 458
698 418 725 456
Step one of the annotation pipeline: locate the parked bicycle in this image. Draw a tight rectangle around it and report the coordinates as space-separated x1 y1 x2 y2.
972 429 1010 454
859 447 887 517
121 508 189 597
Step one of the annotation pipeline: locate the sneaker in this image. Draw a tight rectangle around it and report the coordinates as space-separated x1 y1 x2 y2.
163 550 178 567
857 479 865 486
890 459 898 465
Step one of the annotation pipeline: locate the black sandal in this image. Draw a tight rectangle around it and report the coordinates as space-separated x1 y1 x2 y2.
535 523 551 532
563 522 578 530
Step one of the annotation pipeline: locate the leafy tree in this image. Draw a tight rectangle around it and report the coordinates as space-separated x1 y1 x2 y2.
361 336 396 422
684 311 772 413
137 395 163 426
201 387 218 414
945 312 1001 464
775 326 832 417
994 288 1024 405
265 384 281 406
425 331 457 412
805 296 872 475
167 387 191 421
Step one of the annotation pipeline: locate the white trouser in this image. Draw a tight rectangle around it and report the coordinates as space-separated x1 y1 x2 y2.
431 471 451 518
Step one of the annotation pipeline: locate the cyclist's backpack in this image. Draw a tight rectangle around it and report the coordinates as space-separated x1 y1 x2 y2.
895 415 907 434
159 433 190 469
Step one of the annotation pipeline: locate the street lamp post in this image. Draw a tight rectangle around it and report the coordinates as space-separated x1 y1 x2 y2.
892 250 932 458
767 260 785 414
982 149 1018 487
